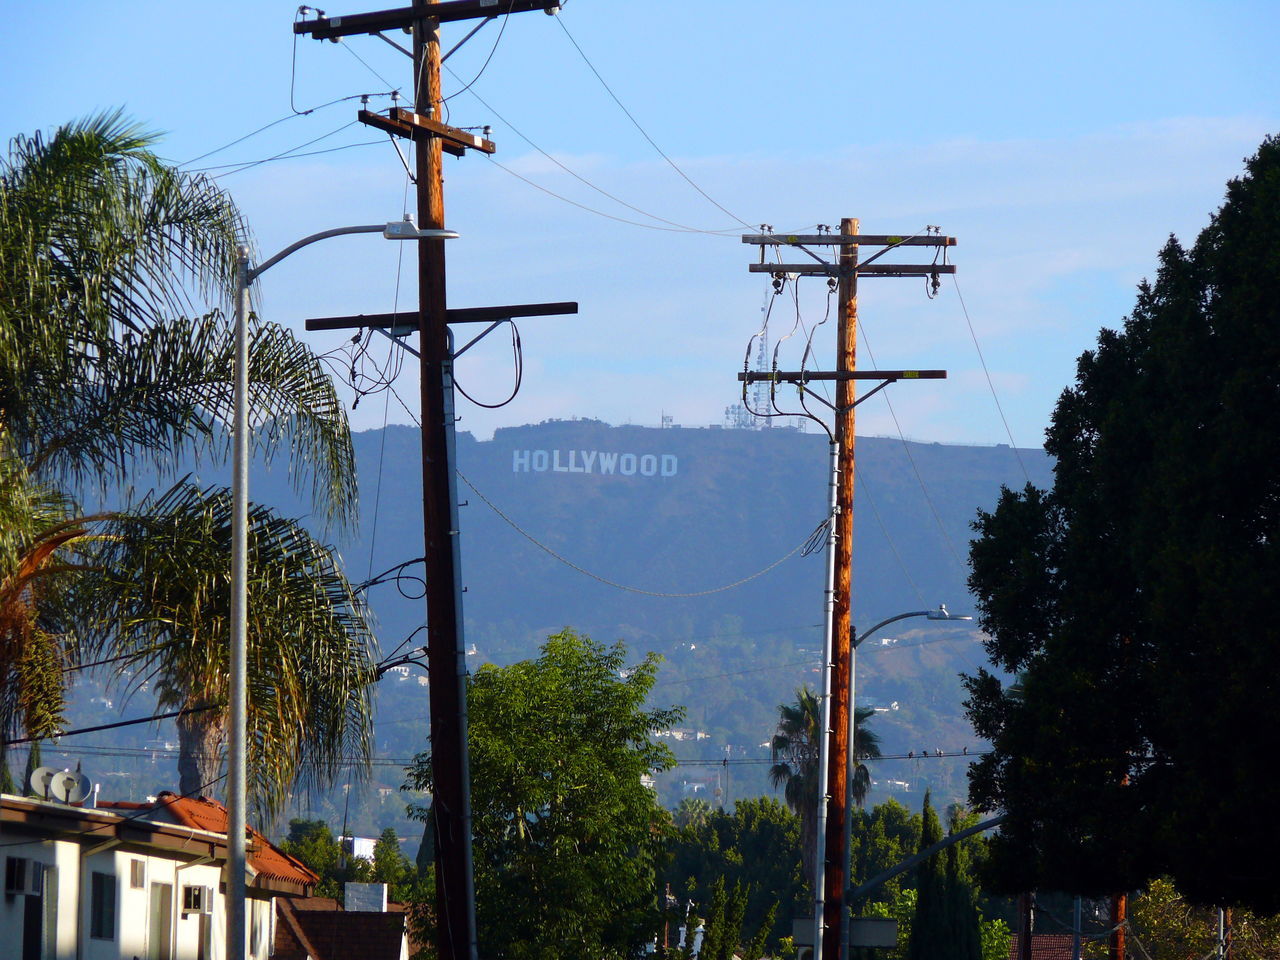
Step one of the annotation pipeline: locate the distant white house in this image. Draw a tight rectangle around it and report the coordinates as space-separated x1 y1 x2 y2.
1 790 317 960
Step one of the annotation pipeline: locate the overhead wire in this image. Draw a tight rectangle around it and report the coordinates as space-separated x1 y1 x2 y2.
553 14 754 230
482 156 743 233
951 274 1032 483
457 470 828 598
856 314 966 568
445 66 742 236
452 321 524 408
187 120 366 175
178 93 394 168
441 0 516 104
855 468 928 607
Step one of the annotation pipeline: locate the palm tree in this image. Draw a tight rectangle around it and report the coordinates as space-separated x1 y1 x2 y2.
1 113 371 813
91 483 374 814
769 687 881 886
851 704 883 809
770 687 822 884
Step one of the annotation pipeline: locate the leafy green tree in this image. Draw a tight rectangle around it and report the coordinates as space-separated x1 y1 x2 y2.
0 114 371 812
405 629 683 960
1126 878 1280 960
863 887 917 960
676 876 776 960
851 798 921 906
280 818 348 898
965 136 1280 912
977 917 1011 960
371 827 425 903
662 796 804 950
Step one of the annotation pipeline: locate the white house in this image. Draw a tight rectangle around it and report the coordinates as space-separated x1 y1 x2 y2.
1 790 318 960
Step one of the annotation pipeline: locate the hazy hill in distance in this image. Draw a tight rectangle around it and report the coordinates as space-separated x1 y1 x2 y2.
346 418 1051 813
46 418 1049 836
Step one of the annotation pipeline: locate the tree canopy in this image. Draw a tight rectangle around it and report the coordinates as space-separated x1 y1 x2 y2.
405 629 684 960
0 114 372 813
965 136 1280 911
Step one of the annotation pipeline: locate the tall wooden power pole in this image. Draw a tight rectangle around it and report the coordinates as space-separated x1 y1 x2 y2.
824 217 859 960
740 225 955 960
296 5 571 960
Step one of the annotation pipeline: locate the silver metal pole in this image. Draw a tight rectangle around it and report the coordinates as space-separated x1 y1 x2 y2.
1073 896 1082 960
228 245 251 960
838 632 857 960
814 440 840 959
443 332 479 960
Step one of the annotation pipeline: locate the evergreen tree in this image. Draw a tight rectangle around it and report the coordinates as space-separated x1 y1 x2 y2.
965 135 1280 910
907 792 947 960
0 741 14 794
944 811 982 960
21 739 40 796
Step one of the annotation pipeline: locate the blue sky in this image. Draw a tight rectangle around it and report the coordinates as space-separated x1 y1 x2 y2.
3 1 1276 446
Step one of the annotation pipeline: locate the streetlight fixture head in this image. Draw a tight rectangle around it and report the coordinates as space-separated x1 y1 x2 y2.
383 218 459 240
927 603 974 621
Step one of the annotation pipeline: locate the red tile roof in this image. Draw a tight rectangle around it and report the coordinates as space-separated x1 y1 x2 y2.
101 791 318 895
1008 933 1078 960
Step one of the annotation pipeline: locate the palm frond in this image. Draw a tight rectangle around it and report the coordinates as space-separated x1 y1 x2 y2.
85 482 375 816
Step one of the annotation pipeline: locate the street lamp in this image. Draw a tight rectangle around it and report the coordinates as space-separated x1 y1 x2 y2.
228 220 457 960
839 603 973 959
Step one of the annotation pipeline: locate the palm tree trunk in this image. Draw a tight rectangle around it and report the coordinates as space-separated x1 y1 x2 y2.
176 706 226 799
800 808 816 892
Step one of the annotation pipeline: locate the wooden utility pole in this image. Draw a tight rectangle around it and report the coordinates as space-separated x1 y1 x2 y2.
823 217 858 959
1110 893 1127 960
740 226 955 960
295 5 570 960
412 6 472 959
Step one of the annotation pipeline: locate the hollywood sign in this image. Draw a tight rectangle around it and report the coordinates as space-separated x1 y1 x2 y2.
512 449 678 477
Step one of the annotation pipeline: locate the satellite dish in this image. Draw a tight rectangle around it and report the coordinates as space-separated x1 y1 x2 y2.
29 766 58 799
49 770 91 804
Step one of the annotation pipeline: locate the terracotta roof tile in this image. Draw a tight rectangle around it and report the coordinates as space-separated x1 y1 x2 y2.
1008 933 1078 960
100 791 318 892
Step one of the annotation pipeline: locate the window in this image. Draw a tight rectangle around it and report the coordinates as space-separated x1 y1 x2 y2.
130 859 147 889
182 884 212 915
5 857 43 895
90 872 116 940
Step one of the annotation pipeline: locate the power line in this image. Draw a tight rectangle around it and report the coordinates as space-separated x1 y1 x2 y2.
553 14 754 230
951 274 1032 483
2 704 222 747
446 66 742 236
187 120 364 174
458 470 824 597
177 93 393 167
857 317 967 569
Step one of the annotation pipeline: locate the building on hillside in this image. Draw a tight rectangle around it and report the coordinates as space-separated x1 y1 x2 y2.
1 790 317 960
